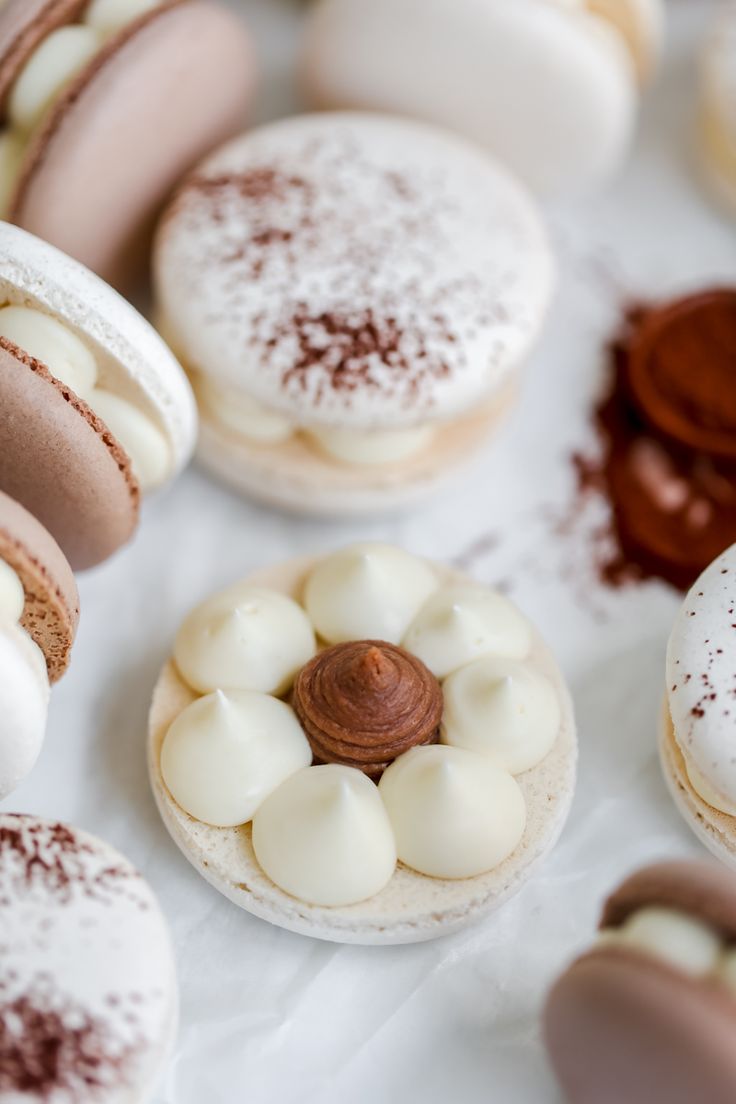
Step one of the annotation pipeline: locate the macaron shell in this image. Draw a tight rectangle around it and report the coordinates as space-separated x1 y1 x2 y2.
0 338 139 570
0 490 78 681
11 0 257 292
601 858 736 940
0 221 198 488
148 557 577 944
0 0 88 114
301 0 636 196
545 947 736 1104
196 382 515 517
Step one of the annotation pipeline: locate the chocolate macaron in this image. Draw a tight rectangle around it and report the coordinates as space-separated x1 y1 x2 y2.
0 222 197 570
0 490 79 798
545 861 736 1104
0 0 256 290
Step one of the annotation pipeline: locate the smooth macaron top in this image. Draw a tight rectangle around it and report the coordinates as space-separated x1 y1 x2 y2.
0 814 177 1102
666 543 736 811
155 112 553 432
0 489 78 681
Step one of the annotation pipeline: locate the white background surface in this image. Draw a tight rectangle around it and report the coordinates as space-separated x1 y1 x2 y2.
5 1 736 1101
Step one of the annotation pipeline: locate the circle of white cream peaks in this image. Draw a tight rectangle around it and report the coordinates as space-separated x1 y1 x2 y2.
700 5 736 216
252 765 397 907
0 814 177 1102
301 0 664 198
151 547 577 941
666 544 736 818
0 559 49 799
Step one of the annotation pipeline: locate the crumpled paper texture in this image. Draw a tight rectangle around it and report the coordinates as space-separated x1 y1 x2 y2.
4 1 733 1100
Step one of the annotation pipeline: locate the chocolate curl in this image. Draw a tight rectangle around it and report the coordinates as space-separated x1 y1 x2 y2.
293 640 443 779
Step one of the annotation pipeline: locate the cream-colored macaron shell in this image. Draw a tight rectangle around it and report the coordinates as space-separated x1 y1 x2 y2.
403 585 533 679
304 543 440 645
174 583 316 697
252 765 397 907
441 656 561 774
379 745 526 879
160 689 312 828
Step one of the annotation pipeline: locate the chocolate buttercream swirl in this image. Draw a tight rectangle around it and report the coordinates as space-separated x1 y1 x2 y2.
293 640 443 779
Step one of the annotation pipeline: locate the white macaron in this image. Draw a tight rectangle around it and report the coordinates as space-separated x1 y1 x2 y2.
301 0 665 197
661 543 736 867
699 3 736 217
0 814 178 1101
148 547 577 944
154 112 553 515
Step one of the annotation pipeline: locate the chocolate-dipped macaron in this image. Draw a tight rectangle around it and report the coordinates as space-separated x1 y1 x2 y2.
0 0 256 290
545 861 736 1104
148 543 576 943
0 222 196 569
0 490 79 798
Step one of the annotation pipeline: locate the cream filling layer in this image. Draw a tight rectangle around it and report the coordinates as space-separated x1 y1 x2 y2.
0 558 48 685
685 755 736 818
0 305 170 490
599 906 736 995
0 0 164 216
197 375 437 467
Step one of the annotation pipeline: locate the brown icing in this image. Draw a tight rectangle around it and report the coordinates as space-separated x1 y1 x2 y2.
293 640 443 779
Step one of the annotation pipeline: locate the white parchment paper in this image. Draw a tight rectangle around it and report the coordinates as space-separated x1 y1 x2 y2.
5 2 735 1100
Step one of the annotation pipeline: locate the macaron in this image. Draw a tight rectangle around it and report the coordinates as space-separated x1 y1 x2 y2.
0 222 197 570
154 112 554 516
300 0 665 197
0 490 79 799
0 814 177 1101
148 544 577 943
545 861 736 1104
700 3 736 217
660 542 736 867
0 0 256 290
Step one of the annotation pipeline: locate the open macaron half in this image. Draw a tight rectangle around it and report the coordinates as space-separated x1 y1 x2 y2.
148 545 577 944
0 222 197 570
0 0 256 290
155 112 554 516
0 490 79 798
545 861 736 1104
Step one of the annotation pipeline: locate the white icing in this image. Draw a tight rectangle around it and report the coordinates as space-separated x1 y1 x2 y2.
155 114 553 429
0 625 49 799
378 745 526 879
174 583 316 696
308 424 434 466
252 764 397 907
666 544 736 811
304 543 439 645
161 690 312 828
91 389 171 490
441 656 560 774
0 560 24 623
85 0 162 37
0 306 98 399
197 377 294 445
403 585 532 679
0 815 176 1097
9 26 101 134
584 0 664 81
602 907 722 978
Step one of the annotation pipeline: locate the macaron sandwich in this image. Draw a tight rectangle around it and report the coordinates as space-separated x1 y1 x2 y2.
0 221 197 570
148 543 577 943
0 0 256 289
154 112 554 515
301 0 665 196
0 491 78 798
545 861 736 1104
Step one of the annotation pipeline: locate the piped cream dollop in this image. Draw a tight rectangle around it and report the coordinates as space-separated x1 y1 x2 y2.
378 745 526 879
252 764 397 907
0 559 25 623
304 543 439 645
161 689 312 828
174 583 316 696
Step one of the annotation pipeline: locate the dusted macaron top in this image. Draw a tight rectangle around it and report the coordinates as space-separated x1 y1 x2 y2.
666 543 736 814
156 112 553 432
